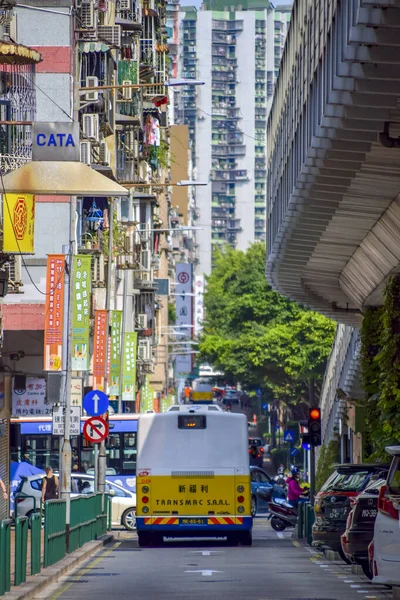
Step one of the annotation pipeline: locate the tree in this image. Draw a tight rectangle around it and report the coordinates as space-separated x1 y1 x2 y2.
199 244 336 410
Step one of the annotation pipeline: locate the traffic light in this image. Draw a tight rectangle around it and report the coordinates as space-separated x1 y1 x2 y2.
308 407 322 447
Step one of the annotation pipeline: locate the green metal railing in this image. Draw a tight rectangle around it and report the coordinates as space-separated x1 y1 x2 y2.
0 493 110 595
14 517 28 587
297 502 315 545
0 520 11 596
44 499 67 568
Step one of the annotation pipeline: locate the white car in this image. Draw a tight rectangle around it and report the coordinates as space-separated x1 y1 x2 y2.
14 473 137 531
372 445 400 586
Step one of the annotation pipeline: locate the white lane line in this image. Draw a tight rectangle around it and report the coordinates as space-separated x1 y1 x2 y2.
344 580 355 583
189 551 224 556
350 584 362 588
185 570 223 577
276 532 284 539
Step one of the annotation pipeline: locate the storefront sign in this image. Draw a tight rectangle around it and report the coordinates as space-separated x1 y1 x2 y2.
109 311 122 395
3 193 35 253
12 377 49 416
44 254 65 371
93 310 108 391
140 375 154 412
122 332 138 401
72 255 92 371
32 122 80 162
71 378 83 407
194 275 205 336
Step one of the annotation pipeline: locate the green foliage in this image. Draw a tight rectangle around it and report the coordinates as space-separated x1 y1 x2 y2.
316 440 340 491
360 277 400 458
168 302 176 324
199 244 336 406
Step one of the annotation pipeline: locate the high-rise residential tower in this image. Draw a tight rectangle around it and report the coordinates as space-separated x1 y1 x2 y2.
175 0 291 274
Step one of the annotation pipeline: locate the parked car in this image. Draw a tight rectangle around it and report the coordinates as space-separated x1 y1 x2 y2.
250 466 285 516
372 446 400 586
14 473 137 530
312 463 389 556
340 472 388 578
223 388 240 404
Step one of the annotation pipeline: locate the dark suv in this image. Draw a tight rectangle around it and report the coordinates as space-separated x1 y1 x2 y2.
313 463 389 555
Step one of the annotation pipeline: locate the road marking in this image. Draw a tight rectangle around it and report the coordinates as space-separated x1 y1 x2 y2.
185 570 223 577
276 532 284 539
190 551 224 556
292 540 300 547
49 542 121 600
350 584 362 588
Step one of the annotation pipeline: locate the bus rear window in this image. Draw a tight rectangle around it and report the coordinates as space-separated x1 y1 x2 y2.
178 415 206 430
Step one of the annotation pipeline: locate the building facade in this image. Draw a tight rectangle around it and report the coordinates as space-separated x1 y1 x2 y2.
176 0 291 274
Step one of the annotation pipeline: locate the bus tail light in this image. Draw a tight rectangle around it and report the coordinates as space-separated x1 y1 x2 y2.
238 506 244 513
237 495 244 503
142 496 149 504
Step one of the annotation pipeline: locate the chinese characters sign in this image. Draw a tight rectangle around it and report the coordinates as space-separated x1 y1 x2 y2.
140 375 154 412
109 311 122 395
194 275 205 336
44 254 65 371
175 263 193 375
12 377 48 416
93 310 107 391
52 406 81 436
72 256 92 371
122 332 138 401
3 193 35 253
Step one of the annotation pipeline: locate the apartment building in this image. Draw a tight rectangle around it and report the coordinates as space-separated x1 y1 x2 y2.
175 0 292 274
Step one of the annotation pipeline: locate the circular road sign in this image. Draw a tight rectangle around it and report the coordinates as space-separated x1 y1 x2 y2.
177 271 189 284
83 416 109 444
83 389 109 417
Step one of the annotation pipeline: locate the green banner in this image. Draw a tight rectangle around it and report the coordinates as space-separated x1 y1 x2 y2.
122 332 138 401
141 375 154 412
71 255 92 371
109 311 122 396
161 396 174 413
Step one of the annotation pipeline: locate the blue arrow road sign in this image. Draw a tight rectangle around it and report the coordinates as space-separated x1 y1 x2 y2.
283 430 295 443
256 388 262 397
262 403 269 410
83 390 109 417
290 447 299 457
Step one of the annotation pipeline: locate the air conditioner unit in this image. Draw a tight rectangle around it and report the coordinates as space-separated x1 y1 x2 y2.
98 141 110 165
137 314 148 329
119 0 132 10
82 113 99 141
98 25 122 47
80 141 91 165
141 249 151 271
138 339 151 361
80 0 96 29
8 255 22 291
122 80 133 101
85 76 99 102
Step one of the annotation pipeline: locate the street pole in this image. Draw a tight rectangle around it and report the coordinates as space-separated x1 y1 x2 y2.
98 198 114 495
309 378 316 505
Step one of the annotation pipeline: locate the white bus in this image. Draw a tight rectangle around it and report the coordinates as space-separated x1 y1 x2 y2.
136 405 252 546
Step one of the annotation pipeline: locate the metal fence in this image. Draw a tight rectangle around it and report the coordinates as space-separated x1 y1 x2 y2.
0 493 110 596
297 501 315 545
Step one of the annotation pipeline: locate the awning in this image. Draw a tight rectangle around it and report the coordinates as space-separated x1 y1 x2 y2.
79 42 110 54
1 161 129 196
0 42 41 65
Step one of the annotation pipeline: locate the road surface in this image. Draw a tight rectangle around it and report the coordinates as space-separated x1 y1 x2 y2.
35 520 392 600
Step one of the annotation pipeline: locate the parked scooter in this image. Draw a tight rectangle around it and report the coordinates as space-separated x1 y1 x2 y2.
267 498 299 532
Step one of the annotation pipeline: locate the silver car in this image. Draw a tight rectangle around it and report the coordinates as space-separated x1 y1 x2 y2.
14 473 137 531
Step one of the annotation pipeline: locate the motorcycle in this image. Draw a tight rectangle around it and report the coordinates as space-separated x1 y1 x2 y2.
267 497 299 532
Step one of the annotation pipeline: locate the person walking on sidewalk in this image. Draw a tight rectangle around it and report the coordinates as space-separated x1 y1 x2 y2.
41 466 59 504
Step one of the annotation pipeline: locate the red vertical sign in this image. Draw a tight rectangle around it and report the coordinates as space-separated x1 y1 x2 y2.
93 310 108 391
44 255 65 371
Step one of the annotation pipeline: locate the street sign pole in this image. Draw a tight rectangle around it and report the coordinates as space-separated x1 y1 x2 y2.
309 378 316 505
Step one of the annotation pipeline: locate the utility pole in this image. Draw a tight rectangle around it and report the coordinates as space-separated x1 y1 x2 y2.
309 378 316 505
118 268 128 414
98 199 114 495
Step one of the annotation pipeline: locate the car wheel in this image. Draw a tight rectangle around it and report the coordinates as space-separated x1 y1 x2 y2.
360 561 372 580
251 495 257 517
338 548 351 565
122 508 136 531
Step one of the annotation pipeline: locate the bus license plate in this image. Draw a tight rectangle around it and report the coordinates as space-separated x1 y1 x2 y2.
180 518 207 525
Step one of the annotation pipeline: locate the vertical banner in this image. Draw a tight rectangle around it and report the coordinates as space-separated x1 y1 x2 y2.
72 255 92 371
194 275 205 336
93 310 107 391
3 193 35 253
175 263 193 375
140 375 153 412
122 332 138 401
44 255 65 371
109 311 122 395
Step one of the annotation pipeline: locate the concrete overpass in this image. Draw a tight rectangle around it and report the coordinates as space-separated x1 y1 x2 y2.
266 0 400 325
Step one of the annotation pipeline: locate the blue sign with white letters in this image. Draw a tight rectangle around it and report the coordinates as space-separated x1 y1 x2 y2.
83 390 109 417
32 122 80 162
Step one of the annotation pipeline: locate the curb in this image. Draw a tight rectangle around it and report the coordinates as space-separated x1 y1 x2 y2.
2 534 114 600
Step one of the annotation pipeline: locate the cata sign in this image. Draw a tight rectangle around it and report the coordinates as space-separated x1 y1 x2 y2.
32 122 80 162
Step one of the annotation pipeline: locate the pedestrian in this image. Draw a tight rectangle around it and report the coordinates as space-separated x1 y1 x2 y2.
41 466 59 504
0 476 7 502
